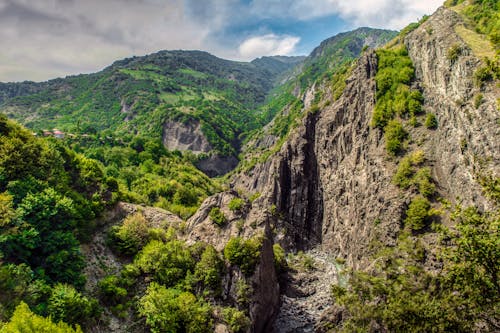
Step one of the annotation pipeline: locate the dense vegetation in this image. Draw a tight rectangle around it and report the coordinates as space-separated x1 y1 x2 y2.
0 114 111 329
331 207 499 332
0 52 301 157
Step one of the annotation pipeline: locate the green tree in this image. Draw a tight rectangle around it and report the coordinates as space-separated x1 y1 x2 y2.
46 284 99 326
404 196 431 230
0 302 83 333
138 283 212 333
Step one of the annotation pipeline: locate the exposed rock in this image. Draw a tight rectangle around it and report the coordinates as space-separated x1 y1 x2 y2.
82 202 181 333
404 7 499 212
196 155 239 177
249 224 280 333
162 119 212 153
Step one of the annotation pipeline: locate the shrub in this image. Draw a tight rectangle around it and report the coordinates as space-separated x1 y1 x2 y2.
108 212 149 255
98 275 128 305
413 167 436 197
404 196 431 230
474 66 493 87
222 307 251 333
425 113 438 129
273 243 286 272
134 239 194 286
446 44 462 62
393 157 414 189
194 245 224 295
209 207 226 226
224 236 262 276
1 302 83 333
474 94 484 109
384 120 408 156
138 283 212 333
228 198 244 212
47 284 100 326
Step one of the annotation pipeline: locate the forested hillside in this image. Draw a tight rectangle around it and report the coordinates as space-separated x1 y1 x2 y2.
0 1 498 332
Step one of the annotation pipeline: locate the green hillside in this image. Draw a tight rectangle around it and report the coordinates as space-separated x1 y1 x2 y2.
0 52 301 157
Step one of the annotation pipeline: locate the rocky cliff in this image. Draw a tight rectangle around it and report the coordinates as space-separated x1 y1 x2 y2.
187 4 498 331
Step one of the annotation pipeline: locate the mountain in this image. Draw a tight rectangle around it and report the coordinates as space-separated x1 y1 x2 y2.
187 2 499 332
0 1 499 332
0 28 395 177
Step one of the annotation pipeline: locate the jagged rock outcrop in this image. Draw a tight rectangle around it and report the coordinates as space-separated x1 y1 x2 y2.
404 7 499 211
162 119 212 153
232 51 405 267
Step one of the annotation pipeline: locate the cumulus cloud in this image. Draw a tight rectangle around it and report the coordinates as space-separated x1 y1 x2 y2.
0 0 443 82
248 0 442 29
238 34 300 59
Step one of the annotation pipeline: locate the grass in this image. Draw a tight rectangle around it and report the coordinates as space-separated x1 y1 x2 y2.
455 25 496 58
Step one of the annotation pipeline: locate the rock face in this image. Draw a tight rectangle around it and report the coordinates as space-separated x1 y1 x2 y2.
188 6 499 331
233 51 405 267
404 7 499 212
162 119 212 153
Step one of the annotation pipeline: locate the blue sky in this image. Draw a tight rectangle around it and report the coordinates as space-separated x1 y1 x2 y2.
0 0 443 82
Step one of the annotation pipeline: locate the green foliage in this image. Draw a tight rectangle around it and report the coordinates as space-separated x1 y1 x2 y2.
424 113 438 129
228 198 244 212
221 307 251 333
404 196 431 230
393 151 435 197
108 212 149 255
474 93 484 108
0 302 83 333
209 207 227 227
460 0 500 52
135 239 194 286
414 167 436 197
332 205 499 332
473 58 499 88
223 236 262 276
194 245 224 296
384 120 407 156
98 275 128 305
272 243 286 272
446 44 463 62
138 282 213 333
372 47 422 157
47 284 99 326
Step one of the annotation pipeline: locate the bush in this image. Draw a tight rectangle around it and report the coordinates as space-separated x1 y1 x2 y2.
425 113 438 129
273 243 286 272
1 302 83 333
194 245 224 295
47 284 100 326
98 275 128 305
393 157 414 189
404 196 431 230
108 212 149 255
446 44 462 62
474 94 484 109
134 239 194 286
414 167 436 197
209 207 227 226
224 236 262 276
138 283 212 333
384 120 408 156
228 198 244 212
222 307 251 333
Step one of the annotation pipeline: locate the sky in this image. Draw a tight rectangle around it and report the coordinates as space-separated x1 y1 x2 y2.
0 0 443 82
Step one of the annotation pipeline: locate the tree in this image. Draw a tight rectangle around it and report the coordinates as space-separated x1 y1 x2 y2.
138 283 212 333
0 302 83 333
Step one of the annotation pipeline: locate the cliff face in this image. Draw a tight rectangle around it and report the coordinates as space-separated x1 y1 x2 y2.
229 6 498 267
186 5 499 331
404 7 499 212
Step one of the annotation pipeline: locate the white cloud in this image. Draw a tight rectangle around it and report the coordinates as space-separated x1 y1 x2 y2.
249 0 442 29
238 34 300 59
0 0 444 82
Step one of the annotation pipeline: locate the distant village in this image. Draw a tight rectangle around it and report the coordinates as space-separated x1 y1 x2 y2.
34 129 91 139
